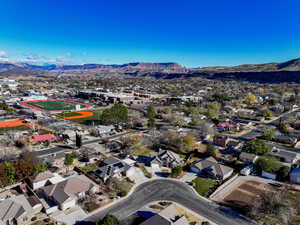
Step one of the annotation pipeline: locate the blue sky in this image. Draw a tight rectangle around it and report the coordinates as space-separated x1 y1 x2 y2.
0 0 299 67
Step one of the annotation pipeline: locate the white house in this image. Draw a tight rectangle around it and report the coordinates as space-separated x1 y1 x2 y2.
191 157 233 181
30 171 65 190
240 165 254 176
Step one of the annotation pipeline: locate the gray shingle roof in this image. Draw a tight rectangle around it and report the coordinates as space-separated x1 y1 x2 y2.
0 195 33 223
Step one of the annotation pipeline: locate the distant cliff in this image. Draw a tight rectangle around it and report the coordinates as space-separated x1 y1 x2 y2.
1 58 300 83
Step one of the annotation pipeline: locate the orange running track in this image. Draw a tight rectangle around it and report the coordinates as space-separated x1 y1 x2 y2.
0 119 33 128
64 111 94 119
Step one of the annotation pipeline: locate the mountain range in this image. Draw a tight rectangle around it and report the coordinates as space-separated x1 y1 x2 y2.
1 58 300 82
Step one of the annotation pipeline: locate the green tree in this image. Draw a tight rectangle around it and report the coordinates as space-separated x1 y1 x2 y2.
4 162 15 177
277 122 289 134
190 108 200 116
121 135 142 155
264 128 276 141
182 136 196 152
206 143 217 158
255 156 282 174
190 116 200 126
162 108 171 114
147 118 156 128
100 104 128 125
206 104 220 111
64 154 74 172
243 140 269 155
277 165 290 181
146 105 156 119
75 133 82 148
172 117 185 127
171 166 183 178
98 214 119 225
262 110 273 119
206 110 218 119
4 162 15 185
33 164 47 174
202 222 212 225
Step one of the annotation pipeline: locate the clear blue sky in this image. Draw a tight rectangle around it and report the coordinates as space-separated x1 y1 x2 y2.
0 0 299 67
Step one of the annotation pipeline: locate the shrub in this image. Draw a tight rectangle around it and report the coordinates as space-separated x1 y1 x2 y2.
98 214 119 225
171 166 183 178
43 218 51 223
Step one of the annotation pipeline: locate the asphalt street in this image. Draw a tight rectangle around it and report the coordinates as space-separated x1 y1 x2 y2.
83 179 255 225
36 130 139 158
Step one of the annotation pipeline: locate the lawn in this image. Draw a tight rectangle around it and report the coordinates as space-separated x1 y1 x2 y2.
56 109 103 125
0 125 29 133
192 177 217 196
59 112 82 117
81 163 99 173
134 147 154 157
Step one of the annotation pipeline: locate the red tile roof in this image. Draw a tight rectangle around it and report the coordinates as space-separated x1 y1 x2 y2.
32 134 56 142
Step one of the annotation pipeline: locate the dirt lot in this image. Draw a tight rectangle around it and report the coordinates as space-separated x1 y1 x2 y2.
221 180 276 211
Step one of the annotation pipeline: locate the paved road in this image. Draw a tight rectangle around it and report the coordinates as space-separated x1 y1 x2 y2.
83 179 255 225
36 130 141 158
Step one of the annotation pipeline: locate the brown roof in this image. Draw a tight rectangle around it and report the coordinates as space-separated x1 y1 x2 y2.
239 152 257 161
27 196 41 207
32 171 55 183
42 175 95 204
193 157 217 170
141 204 189 225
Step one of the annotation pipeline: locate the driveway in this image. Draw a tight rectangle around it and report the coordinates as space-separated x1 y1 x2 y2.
127 167 148 184
179 172 197 183
51 206 87 225
82 179 255 225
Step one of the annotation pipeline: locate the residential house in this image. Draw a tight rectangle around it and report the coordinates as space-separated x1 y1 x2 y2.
237 109 255 119
96 125 114 135
290 168 300 184
94 157 131 182
276 135 297 145
261 171 277 180
105 140 123 153
240 165 254 176
270 147 300 164
239 152 258 164
191 157 233 181
226 140 243 154
150 150 184 169
29 171 64 190
39 175 98 211
217 122 239 132
140 204 189 225
214 136 229 147
0 195 35 225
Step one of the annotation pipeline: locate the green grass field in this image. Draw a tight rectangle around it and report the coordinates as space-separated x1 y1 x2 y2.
192 177 217 196
56 110 103 125
0 125 29 133
27 100 87 111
